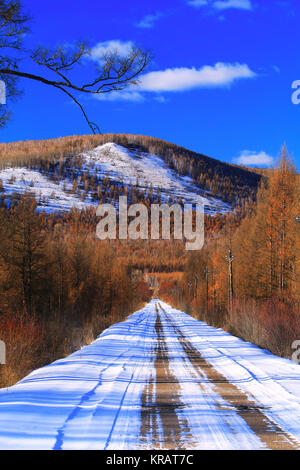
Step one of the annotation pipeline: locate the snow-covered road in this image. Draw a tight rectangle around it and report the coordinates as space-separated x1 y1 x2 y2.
0 300 300 450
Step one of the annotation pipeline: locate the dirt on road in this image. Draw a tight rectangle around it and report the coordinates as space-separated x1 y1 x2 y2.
139 302 300 450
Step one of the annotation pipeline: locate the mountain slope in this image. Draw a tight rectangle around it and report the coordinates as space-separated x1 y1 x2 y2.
0 134 262 213
79 142 230 212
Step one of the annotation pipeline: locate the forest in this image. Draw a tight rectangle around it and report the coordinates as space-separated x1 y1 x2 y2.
0 197 153 387
0 140 298 388
160 148 300 359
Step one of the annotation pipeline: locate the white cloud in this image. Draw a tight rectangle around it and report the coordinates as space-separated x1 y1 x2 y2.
135 12 163 29
89 40 134 62
90 53 256 102
188 0 253 10
101 62 256 101
154 95 168 103
213 0 252 10
234 150 274 167
95 90 145 102
138 63 256 92
187 0 209 7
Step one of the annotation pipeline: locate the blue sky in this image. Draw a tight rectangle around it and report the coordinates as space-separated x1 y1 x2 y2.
1 0 300 168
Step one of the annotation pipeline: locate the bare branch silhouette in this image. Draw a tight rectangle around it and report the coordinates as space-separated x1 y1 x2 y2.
0 1 152 133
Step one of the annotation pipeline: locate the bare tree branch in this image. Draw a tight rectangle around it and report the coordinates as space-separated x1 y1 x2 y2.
0 1 152 133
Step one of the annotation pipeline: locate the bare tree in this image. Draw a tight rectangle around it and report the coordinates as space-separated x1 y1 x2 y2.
0 1 152 133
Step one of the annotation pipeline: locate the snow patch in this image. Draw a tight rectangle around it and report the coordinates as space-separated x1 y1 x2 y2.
0 167 93 212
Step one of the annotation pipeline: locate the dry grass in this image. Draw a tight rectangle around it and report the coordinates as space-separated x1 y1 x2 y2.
227 299 300 358
161 288 300 360
0 314 44 387
0 305 142 389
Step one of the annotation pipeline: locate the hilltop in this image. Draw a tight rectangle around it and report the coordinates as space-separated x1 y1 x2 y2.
0 134 262 213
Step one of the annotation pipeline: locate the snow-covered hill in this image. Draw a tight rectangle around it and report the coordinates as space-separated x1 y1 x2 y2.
0 142 231 213
80 143 229 211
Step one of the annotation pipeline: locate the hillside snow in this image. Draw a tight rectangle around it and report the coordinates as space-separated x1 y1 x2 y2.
80 143 230 212
0 167 92 212
0 143 230 213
